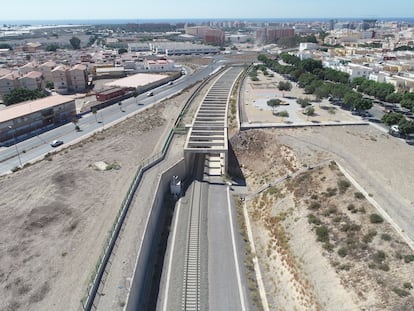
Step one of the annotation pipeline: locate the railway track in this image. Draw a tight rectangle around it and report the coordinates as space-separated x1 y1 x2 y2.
181 154 205 311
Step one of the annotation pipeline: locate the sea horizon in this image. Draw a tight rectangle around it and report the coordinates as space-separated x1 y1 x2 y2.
1 17 414 26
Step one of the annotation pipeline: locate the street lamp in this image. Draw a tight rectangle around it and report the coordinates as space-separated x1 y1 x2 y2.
8 125 22 167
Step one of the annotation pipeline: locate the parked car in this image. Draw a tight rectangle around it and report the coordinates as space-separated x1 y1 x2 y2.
406 138 414 145
168 81 174 85
147 91 154 97
50 140 64 147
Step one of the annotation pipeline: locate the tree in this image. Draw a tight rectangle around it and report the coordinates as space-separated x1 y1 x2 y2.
72 118 80 131
278 81 292 91
328 107 336 120
69 36 81 50
91 107 98 123
118 101 124 112
381 112 405 126
118 48 128 54
297 97 311 108
45 81 54 89
133 91 139 104
304 106 315 116
45 43 59 52
385 92 402 103
398 118 414 135
267 98 282 112
3 88 46 106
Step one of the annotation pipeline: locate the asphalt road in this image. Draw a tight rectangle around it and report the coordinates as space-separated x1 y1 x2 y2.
0 60 224 174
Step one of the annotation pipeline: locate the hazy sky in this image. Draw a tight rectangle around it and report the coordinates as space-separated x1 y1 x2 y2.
1 0 414 21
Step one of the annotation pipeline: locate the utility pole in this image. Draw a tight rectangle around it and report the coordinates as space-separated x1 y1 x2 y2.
8 125 22 167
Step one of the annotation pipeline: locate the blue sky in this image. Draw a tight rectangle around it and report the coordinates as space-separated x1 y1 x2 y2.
1 0 413 21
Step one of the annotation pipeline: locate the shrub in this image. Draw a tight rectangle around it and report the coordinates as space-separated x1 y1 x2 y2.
338 179 351 194
341 223 351 232
309 201 321 210
323 242 334 252
338 263 351 271
326 187 337 197
381 233 392 241
347 204 356 212
378 263 390 271
404 255 414 263
363 230 377 243
370 213 384 224
316 226 329 243
311 194 318 200
308 214 321 225
392 288 410 297
373 250 386 263
354 192 365 199
338 247 348 257
404 282 413 290
274 110 289 117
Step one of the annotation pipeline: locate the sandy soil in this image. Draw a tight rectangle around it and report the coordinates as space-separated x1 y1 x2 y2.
0 85 197 311
231 127 414 310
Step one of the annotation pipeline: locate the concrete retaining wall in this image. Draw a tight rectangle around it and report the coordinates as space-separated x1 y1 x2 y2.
125 158 186 311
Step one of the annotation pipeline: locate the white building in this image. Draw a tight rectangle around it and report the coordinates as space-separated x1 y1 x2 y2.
19 71 43 91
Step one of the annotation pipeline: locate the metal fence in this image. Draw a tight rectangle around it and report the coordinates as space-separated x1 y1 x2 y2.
79 67 224 311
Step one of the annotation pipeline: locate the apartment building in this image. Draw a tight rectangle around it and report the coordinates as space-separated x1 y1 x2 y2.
19 71 43 91
51 65 70 94
39 61 57 82
51 64 88 94
69 64 88 92
0 72 20 98
18 62 37 75
256 27 295 44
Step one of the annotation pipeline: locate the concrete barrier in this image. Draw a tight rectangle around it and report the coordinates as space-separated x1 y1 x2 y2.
125 159 186 311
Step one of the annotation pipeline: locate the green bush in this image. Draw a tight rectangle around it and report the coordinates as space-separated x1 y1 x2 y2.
325 187 337 197
378 263 390 271
308 214 321 225
354 192 365 199
316 226 329 243
338 263 351 271
404 255 414 263
338 179 351 194
392 288 410 297
363 230 377 243
370 213 384 224
309 201 321 210
381 233 392 241
404 282 413 290
338 247 348 257
323 242 334 252
373 250 386 263
347 204 356 212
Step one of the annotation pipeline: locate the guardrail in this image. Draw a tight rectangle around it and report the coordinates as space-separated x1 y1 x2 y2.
79 65 225 311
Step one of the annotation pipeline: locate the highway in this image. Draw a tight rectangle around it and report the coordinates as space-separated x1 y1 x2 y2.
157 154 250 311
0 60 224 174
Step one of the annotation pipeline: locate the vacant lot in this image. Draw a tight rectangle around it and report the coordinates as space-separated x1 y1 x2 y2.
0 85 196 311
231 126 414 310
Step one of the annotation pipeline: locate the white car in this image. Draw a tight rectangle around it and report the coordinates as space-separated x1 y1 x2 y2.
50 140 64 147
147 91 154 97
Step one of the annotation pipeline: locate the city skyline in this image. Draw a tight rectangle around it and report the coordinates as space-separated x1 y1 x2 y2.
1 0 414 22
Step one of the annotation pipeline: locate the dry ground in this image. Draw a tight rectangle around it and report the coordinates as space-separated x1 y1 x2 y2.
0 85 198 311
231 127 414 310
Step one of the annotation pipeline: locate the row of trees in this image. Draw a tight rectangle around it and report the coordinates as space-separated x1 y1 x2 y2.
382 112 414 135
259 53 372 112
3 88 47 106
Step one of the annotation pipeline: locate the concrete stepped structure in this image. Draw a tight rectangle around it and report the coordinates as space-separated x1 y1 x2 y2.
184 66 243 176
